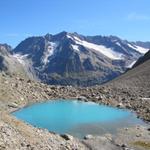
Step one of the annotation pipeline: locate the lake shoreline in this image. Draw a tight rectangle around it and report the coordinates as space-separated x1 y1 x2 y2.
0 74 150 149
12 99 147 139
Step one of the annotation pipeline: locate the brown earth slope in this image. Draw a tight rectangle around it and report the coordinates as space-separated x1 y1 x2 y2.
103 52 150 121
105 51 150 98
106 59 150 97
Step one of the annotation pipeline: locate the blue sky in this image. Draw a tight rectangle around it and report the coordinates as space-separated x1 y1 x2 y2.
0 0 150 47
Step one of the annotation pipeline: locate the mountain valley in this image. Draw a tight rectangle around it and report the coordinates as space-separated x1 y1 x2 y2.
0 32 150 150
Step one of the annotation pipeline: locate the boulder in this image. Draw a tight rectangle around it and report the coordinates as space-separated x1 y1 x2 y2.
60 134 74 141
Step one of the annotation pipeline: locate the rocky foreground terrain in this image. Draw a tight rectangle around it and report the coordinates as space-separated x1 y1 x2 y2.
0 70 150 150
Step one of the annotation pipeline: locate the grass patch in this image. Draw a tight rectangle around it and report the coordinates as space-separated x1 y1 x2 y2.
133 141 150 149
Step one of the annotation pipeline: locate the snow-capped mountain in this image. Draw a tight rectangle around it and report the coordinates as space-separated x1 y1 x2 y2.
13 31 149 86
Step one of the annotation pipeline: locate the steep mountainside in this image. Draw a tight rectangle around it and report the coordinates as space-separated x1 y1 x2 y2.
13 32 148 86
134 41 150 49
105 50 150 98
0 44 27 77
133 50 150 67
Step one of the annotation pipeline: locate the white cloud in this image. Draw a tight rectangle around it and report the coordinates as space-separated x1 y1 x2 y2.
127 12 150 21
4 33 33 38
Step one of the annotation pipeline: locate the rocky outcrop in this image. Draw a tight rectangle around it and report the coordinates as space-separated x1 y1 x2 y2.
0 44 27 78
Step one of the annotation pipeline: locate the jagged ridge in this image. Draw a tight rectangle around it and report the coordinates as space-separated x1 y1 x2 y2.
12 31 149 86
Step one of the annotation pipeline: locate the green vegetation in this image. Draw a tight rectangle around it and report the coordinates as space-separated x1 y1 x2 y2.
133 141 150 149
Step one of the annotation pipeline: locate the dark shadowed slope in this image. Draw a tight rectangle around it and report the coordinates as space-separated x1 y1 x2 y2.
133 50 150 67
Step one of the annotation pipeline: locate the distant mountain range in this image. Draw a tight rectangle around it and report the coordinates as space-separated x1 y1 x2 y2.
0 31 149 86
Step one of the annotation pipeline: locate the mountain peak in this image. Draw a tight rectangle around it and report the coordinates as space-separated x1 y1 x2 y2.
56 31 68 36
0 44 12 54
45 33 52 40
108 35 123 43
52 31 82 39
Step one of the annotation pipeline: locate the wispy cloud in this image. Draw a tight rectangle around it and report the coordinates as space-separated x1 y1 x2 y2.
127 12 150 21
24 33 32 37
5 33 19 37
4 33 33 38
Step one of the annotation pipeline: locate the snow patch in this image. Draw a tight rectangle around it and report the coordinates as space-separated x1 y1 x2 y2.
13 54 29 66
67 34 74 40
127 44 148 54
73 36 123 60
42 42 58 65
67 34 123 59
135 46 149 54
127 60 136 68
71 44 80 52
116 42 122 47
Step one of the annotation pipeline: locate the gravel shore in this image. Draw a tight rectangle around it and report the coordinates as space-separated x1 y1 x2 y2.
0 73 150 150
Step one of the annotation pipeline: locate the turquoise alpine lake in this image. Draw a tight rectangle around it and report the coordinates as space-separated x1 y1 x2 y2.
12 100 145 138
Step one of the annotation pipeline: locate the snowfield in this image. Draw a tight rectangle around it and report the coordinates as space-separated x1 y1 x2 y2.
67 34 124 60
42 42 58 65
127 43 148 54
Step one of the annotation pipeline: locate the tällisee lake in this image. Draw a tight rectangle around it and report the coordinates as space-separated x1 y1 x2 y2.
12 100 146 138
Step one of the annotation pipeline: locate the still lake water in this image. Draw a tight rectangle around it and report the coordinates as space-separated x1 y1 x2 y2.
12 100 145 138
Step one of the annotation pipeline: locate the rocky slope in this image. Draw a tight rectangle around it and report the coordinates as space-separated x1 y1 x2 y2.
133 50 150 67
0 44 28 78
134 41 150 49
105 50 150 97
103 50 150 121
0 72 149 150
13 32 148 86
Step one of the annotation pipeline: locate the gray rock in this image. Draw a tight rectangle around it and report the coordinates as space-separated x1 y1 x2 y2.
8 102 18 108
84 134 94 140
60 134 74 141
